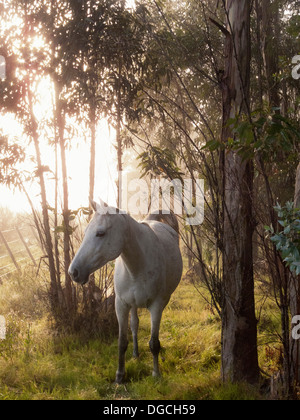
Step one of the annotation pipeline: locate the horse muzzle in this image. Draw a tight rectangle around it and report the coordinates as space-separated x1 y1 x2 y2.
68 264 90 285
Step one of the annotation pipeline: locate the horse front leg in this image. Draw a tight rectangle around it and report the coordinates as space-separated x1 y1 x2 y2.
115 297 130 384
130 307 139 359
149 305 163 378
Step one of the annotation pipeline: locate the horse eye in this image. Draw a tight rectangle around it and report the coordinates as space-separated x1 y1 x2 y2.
96 231 105 238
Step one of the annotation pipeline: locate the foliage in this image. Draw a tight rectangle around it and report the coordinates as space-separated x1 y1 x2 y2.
0 0 152 325
205 110 300 163
138 146 184 179
0 133 25 187
266 202 300 275
0 0 299 393
49 206 91 236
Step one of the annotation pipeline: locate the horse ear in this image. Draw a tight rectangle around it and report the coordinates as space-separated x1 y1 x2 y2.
90 199 109 213
92 199 123 215
91 198 110 214
99 198 109 208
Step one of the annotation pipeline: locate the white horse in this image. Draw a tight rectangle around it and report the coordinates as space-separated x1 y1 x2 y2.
69 200 183 384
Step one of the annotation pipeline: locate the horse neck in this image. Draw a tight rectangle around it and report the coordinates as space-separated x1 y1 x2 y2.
121 214 146 275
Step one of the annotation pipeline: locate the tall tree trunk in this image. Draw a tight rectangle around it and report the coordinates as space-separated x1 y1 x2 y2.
255 0 264 110
29 95 59 310
55 84 74 312
24 7 59 312
54 126 61 291
89 104 96 209
50 0 61 294
221 0 259 384
260 0 293 392
116 58 123 209
290 163 300 386
261 0 280 109
87 102 97 312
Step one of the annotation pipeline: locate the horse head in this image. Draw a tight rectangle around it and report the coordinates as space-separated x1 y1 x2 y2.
68 200 127 285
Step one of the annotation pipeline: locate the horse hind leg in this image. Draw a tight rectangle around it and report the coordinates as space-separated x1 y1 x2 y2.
130 307 139 359
149 306 163 378
115 298 130 384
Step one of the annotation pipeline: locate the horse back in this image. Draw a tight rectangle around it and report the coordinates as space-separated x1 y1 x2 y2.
144 216 183 297
145 212 180 241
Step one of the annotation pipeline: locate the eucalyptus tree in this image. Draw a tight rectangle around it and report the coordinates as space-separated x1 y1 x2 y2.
130 0 225 314
91 1 149 207
0 0 63 310
217 0 260 384
51 0 148 208
141 0 260 383
30 0 150 317
130 0 300 388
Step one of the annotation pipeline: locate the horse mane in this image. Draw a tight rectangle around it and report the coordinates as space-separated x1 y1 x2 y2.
145 211 180 236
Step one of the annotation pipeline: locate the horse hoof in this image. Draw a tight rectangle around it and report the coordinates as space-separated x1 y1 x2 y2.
115 372 125 384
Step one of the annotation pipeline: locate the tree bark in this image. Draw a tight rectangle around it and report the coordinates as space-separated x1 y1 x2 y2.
116 57 123 209
261 0 280 109
89 104 96 210
290 163 300 386
221 0 260 384
87 102 97 311
24 7 59 311
55 84 74 312
254 0 264 110
30 100 59 310
294 164 300 208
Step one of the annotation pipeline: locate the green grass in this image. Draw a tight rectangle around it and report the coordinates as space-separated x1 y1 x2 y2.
0 269 280 400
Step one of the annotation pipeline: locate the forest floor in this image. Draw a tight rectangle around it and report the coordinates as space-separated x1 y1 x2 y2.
0 268 282 400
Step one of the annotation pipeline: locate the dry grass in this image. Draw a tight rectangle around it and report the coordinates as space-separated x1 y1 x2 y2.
0 268 281 400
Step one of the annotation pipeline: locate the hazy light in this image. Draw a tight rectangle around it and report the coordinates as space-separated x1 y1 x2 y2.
0 78 118 214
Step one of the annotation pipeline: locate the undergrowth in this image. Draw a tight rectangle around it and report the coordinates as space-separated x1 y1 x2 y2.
0 267 281 400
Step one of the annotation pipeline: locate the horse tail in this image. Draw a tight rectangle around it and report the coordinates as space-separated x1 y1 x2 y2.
146 211 180 236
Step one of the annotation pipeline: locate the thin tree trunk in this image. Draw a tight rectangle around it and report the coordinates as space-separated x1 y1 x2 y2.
54 128 61 289
290 163 300 387
89 104 96 209
220 0 259 384
260 0 293 393
88 103 97 311
55 84 74 312
50 0 62 306
116 58 123 209
24 7 59 311
261 0 280 109
255 0 264 110
29 99 59 309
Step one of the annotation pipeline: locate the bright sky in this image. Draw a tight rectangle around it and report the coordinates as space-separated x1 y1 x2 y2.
0 1 138 216
0 108 119 215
